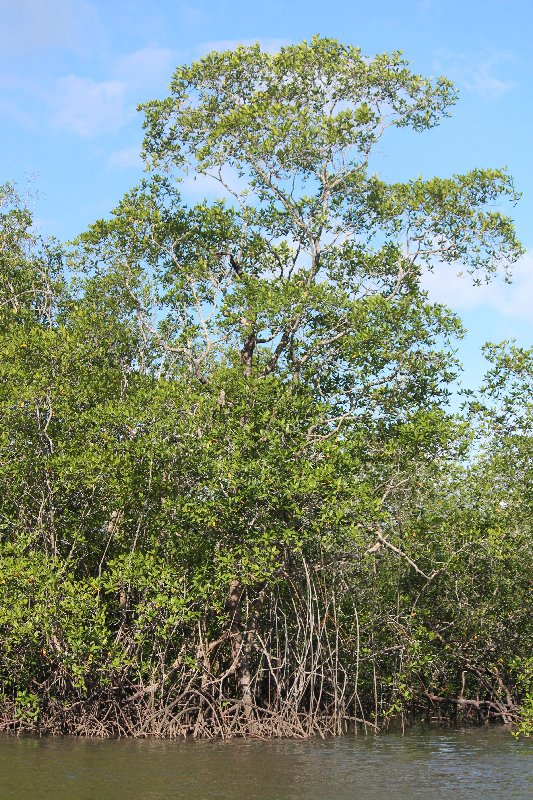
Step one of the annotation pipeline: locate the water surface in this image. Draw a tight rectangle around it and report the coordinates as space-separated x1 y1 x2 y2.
1 727 531 799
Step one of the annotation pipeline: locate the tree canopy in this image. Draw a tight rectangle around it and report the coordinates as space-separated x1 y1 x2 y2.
0 38 530 738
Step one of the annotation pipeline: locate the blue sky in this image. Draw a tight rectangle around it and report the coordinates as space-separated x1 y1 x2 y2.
1 0 532 392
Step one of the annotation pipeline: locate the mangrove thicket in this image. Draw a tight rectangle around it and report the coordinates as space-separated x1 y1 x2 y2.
0 37 531 737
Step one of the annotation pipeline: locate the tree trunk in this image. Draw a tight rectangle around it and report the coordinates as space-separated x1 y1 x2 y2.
226 579 255 731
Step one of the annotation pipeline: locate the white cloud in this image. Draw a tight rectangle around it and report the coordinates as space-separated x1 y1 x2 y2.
418 0 442 12
181 173 221 195
421 250 533 321
434 51 517 100
0 0 101 57
48 46 177 139
114 46 176 88
107 145 143 170
0 97 36 127
435 53 517 100
181 166 252 203
51 76 130 138
3 29 286 141
175 1 211 25
196 38 289 57
463 60 516 99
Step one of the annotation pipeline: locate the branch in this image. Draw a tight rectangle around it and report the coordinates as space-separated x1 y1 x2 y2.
365 526 435 581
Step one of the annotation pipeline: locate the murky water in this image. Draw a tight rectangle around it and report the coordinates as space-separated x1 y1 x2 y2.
0 728 531 799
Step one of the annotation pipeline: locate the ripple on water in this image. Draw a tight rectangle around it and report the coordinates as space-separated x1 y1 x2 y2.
0 727 531 800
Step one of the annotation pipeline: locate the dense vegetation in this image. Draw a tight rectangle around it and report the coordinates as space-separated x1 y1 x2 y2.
0 38 531 738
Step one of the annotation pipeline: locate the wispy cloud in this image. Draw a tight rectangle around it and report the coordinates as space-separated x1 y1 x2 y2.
181 166 250 202
0 0 101 58
51 76 130 138
2 29 287 141
196 38 290 57
0 70 45 129
462 58 516 99
434 51 517 100
114 46 176 88
107 145 143 170
175 0 212 26
418 0 442 13
49 46 177 138
421 251 533 321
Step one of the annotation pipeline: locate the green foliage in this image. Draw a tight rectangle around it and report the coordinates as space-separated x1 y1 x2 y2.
0 38 530 736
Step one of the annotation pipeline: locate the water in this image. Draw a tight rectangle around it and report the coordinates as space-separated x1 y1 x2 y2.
0 728 531 799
